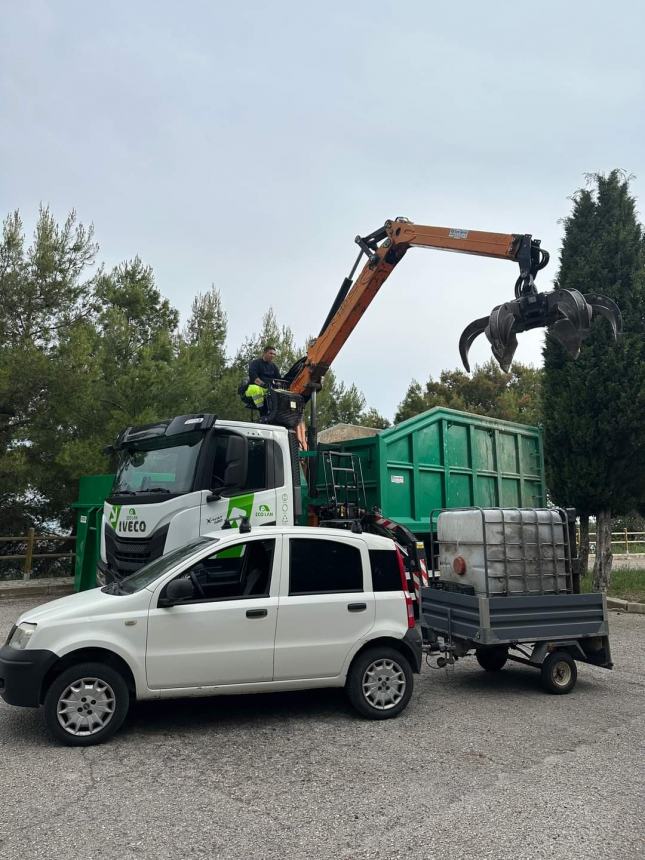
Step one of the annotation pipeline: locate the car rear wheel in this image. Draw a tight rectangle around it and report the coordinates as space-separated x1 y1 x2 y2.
346 647 413 720
44 661 130 746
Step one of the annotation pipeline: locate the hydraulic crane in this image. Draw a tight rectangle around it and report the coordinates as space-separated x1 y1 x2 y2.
281 217 622 403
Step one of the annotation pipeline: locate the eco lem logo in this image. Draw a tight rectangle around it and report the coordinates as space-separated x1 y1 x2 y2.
108 505 121 529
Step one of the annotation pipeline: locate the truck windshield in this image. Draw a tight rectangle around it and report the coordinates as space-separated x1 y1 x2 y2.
113 433 203 495
105 537 216 594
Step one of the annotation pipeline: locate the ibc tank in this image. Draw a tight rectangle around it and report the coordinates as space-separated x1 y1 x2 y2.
437 508 569 596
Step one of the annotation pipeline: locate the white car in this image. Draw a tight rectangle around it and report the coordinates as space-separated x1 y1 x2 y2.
1 526 422 746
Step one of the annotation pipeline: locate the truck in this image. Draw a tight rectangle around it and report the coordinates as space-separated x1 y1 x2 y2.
97 216 622 586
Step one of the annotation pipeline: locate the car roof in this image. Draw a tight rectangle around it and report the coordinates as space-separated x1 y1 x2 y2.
202 525 395 550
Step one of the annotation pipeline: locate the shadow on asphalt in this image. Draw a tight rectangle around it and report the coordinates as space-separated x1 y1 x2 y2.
438 661 597 696
0 664 599 747
127 687 353 736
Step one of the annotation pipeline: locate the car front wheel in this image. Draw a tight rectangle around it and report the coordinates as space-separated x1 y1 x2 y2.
346 647 413 720
43 661 130 746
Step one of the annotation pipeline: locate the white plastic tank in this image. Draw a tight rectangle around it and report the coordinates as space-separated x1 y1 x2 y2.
437 508 569 596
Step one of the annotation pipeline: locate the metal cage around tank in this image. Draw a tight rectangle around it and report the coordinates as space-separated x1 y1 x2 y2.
428 506 576 598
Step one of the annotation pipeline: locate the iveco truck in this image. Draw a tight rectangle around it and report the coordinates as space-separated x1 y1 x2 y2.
99 413 306 583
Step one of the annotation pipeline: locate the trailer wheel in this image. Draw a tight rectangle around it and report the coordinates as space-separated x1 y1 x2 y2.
541 651 577 694
475 646 508 672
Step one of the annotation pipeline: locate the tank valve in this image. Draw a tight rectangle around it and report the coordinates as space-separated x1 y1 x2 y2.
452 556 467 576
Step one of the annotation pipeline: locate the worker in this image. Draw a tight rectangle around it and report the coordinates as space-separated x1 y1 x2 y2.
244 345 281 412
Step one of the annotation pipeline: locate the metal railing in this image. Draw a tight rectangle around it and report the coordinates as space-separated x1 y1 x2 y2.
581 530 645 556
0 530 75 580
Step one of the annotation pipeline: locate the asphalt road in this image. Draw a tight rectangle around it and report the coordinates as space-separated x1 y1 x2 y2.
1 597 643 860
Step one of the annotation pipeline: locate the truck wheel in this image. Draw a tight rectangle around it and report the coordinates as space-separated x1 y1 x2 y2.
43 662 130 746
541 651 577 694
475 646 508 672
346 647 413 720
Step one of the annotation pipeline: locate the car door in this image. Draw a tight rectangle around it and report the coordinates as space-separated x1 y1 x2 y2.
146 536 280 689
273 534 375 681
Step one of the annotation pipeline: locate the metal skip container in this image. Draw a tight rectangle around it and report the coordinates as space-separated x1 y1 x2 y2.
436 508 570 596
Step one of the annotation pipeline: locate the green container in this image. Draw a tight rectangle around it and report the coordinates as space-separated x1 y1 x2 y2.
72 474 115 591
317 407 545 537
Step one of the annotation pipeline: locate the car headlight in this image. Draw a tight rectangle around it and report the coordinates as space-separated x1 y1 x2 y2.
8 622 37 650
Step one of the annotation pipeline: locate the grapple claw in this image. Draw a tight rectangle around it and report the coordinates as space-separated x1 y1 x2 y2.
458 315 490 373
459 287 623 372
457 232 622 372
486 302 520 372
585 294 623 339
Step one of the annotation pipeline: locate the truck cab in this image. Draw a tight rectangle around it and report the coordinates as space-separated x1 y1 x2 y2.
100 414 300 583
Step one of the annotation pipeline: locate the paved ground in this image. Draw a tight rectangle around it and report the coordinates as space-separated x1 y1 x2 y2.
1 598 643 860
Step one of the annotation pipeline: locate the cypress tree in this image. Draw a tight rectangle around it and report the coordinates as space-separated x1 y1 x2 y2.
543 172 645 589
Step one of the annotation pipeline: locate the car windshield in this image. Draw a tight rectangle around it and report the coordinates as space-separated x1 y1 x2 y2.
113 433 203 495
106 537 216 594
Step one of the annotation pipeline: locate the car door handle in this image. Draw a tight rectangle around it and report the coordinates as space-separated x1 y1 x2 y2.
246 608 268 619
347 602 367 612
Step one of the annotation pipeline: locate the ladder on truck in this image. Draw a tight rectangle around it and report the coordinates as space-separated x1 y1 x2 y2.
320 450 429 609
320 450 367 518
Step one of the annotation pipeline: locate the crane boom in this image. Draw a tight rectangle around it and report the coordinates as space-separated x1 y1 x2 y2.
287 218 543 396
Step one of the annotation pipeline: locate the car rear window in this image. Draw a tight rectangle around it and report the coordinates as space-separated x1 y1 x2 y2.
369 549 401 592
289 538 363 594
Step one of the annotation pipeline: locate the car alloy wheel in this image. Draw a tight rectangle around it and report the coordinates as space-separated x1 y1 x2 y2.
57 677 117 737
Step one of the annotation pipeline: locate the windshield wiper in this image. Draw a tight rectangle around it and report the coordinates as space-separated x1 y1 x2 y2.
112 489 137 496
135 487 172 494
102 581 126 595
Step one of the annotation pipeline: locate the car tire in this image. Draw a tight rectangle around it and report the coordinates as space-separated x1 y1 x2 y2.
475 646 508 672
346 647 413 720
43 661 130 746
540 651 577 695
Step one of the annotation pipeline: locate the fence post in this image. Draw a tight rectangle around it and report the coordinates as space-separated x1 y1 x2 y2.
23 528 35 580
625 528 629 555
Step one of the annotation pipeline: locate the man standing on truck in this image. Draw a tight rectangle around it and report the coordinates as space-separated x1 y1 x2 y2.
244 345 281 413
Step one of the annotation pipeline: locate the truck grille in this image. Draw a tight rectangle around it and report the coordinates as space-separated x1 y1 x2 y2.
104 524 169 577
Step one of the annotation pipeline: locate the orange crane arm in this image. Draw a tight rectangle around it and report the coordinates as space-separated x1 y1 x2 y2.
287 218 535 395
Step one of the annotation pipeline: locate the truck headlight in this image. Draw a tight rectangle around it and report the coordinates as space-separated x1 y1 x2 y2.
8 622 37 650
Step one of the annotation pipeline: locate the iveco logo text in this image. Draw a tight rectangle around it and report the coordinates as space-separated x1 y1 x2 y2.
118 507 147 533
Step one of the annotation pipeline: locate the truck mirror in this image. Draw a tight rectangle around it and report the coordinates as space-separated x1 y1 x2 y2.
222 435 248 488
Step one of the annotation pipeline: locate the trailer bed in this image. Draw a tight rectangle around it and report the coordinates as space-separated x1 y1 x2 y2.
420 586 612 680
421 588 608 646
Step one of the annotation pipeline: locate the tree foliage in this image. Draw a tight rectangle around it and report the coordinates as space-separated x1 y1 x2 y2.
394 360 543 426
0 211 385 532
543 171 645 588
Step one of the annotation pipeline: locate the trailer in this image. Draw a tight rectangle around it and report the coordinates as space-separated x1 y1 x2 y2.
419 507 612 693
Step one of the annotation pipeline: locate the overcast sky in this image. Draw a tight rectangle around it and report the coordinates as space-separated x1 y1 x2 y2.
2 1 644 419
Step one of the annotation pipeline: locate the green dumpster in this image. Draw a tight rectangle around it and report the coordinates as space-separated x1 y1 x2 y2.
72 474 115 592
315 407 546 540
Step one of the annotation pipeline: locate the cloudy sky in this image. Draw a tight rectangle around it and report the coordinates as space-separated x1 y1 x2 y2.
2 0 644 419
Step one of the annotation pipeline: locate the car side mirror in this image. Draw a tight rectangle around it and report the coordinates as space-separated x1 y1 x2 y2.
159 577 194 607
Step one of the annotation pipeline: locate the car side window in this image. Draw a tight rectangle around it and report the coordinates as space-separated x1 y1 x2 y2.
166 538 275 602
368 549 402 592
289 538 363 595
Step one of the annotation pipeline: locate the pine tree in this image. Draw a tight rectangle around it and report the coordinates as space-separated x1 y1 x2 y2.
543 171 645 590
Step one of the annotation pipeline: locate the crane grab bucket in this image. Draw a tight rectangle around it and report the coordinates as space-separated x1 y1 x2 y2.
459 278 623 373
459 288 623 373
